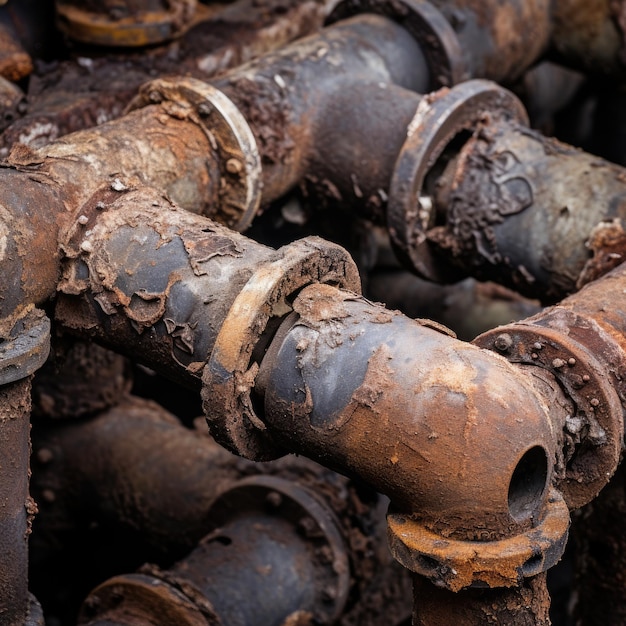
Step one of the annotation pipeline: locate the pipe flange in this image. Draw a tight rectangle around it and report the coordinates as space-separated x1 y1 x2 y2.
387 80 528 282
326 0 465 89
474 313 625 510
0 309 50 385
55 0 197 47
128 77 262 231
388 488 569 592
79 574 219 626
202 237 360 461
207 476 351 624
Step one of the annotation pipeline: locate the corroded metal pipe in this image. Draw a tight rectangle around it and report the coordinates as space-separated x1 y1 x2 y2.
0 309 50 625
388 79 626 304
31 395 244 552
55 0 197 46
54 187 358 403
78 476 351 626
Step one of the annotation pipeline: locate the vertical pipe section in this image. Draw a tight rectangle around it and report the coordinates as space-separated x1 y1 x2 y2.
0 308 50 625
412 573 551 626
0 376 33 625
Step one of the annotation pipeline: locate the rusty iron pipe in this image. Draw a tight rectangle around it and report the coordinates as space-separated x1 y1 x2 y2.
32 397 411 625
0 376 34 625
54 187 358 406
412 572 551 626
0 308 50 625
255 285 559 531
78 476 351 626
55 0 198 47
30 395 244 552
1 1 332 154
331 0 626 81
0 98 221 328
209 13 430 208
388 78 626 304
245 282 573 600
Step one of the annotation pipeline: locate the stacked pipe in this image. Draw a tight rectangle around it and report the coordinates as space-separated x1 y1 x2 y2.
2 0 626 624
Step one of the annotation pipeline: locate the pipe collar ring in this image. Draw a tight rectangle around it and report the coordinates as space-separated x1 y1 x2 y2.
387 79 528 282
0 309 50 386
202 237 360 461
388 488 569 592
129 76 262 231
475 317 625 510
326 0 465 88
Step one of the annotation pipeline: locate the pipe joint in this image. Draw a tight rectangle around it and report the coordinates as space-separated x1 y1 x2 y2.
128 77 262 231
388 487 569 592
388 79 528 283
80 476 350 626
475 305 626 510
0 308 50 386
326 0 465 89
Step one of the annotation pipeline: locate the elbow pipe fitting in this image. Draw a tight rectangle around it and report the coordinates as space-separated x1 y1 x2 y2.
388 78 626 303
78 476 350 626
252 283 571 591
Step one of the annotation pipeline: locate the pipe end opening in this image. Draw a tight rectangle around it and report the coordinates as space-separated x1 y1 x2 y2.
508 446 549 523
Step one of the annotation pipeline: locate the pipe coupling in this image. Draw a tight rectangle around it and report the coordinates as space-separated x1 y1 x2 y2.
0 308 50 386
326 0 465 88
202 240 360 461
128 77 262 231
475 310 626 510
388 488 569 592
388 79 528 282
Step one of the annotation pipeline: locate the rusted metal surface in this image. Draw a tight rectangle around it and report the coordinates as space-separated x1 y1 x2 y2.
389 488 569 591
0 309 49 625
56 0 198 47
211 13 429 211
550 0 626 76
475 262 626 510
257 283 562 532
1 1 331 154
326 0 465 88
31 395 245 552
0 376 33 626
428 0 552 84
32 396 411 624
54 187 357 411
412 572 551 626
0 99 219 326
390 78 626 303
79 476 350 625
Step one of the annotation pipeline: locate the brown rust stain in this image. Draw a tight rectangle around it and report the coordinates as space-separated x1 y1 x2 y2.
577 218 626 288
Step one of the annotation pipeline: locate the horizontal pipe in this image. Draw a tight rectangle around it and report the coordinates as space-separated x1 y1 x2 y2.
212 13 430 206
54 187 358 391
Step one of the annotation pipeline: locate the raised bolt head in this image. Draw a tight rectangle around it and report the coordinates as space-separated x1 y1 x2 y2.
226 158 243 175
494 333 513 352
